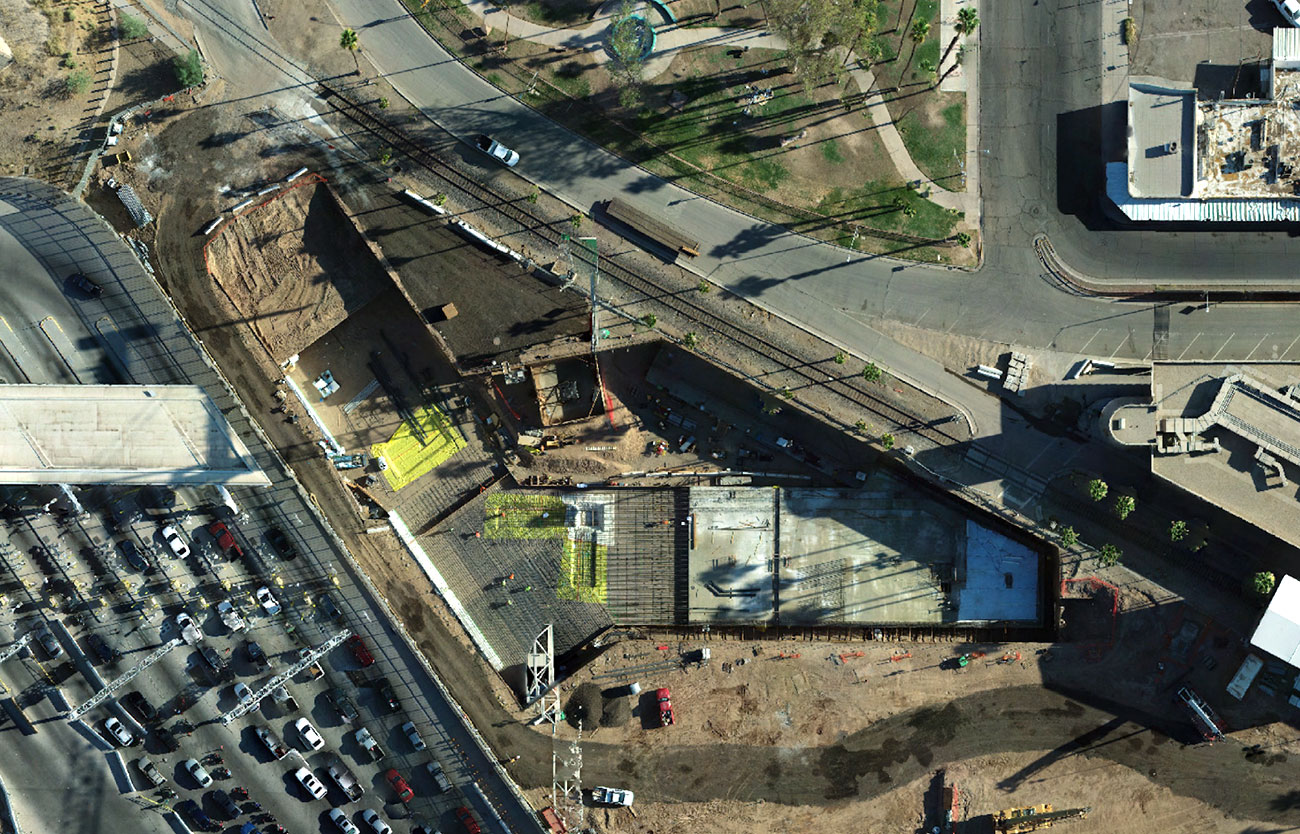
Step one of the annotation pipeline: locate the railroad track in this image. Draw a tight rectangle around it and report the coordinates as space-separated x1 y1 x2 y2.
317 84 968 450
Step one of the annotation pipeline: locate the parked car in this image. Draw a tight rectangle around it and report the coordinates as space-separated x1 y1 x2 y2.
198 645 227 678
119 539 152 573
273 684 299 712
207 521 243 559
265 526 298 560
329 808 361 834
177 799 218 832
124 691 158 723
184 758 213 788
474 134 520 166
175 611 201 644
217 600 246 632
295 717 325 751
454 806 482 834
401 721 425 752
212 788 241 819
592 786 635 806
255 586 280 616
376 678 400 712
103 716 136 746
68 272 103 297
326 757 364 802
354 727 384 760
134 756 167 787
360 808 393 834
160 525 190 558
232 682 256 707
346 635 374 667
317 592 343 622
153 723 180 752
325 687 360 724
255 726 289 760
426 760 452 793
294 766 328 800
384 769 413 803
86 633 121 665
656 687 675 727
244 639 268 669
31 621 62 659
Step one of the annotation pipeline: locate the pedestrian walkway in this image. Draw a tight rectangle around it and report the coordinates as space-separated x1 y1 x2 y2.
460 0 976 216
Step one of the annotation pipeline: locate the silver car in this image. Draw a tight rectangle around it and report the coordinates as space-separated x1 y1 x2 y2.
183 758 212 788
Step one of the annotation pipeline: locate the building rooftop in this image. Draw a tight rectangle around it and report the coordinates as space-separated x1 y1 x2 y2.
1251 574 1300 667
1127 82 1195 197
687 487 776 623
0 384 268 485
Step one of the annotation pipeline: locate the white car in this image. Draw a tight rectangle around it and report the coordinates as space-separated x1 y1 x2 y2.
160 525 190 558
174 612 201 644
401 721 425 752
474 134 520 167
255 586 281 616
294 766 327 800
329 808 361 834
103 716 135 746
184 758 212 788
1274 0 1300 26
255 726 289 760
216 600 246 632
360 809 392 834
295 717 324 751
233 681 255 706
592 785 634 806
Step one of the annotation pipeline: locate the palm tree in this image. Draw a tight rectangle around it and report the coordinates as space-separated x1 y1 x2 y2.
340 28 360 72
901 18 928 79
938 6 977 80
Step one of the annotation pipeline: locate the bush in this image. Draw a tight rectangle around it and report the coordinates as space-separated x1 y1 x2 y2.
1114 494 1135 520
65 69 92 96
377 97 390 109
173 49 204 87
1098 543 1122 567
862 362 882 383
1059 526 1078 548
1169 520 1188 542
641 313 656 328
683 332 698 350
565 682 603 728
881 433 895 450
1087 479 1108 501
697 280 711 294
834 351 846 364
119 12 149 39
1251 571 1276 597
1121 17 1136 46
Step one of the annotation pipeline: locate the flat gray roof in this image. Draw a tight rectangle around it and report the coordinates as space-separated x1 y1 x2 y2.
1128 82 1195 197
0 384 269 485
686 487 776 623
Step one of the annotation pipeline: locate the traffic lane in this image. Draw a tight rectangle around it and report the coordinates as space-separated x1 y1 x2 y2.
178 0 314 97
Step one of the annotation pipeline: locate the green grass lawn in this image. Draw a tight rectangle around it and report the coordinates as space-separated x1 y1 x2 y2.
816 179 957 240
895 99 964 186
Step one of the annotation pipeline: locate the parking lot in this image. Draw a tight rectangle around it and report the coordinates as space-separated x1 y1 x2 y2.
0 179 533 834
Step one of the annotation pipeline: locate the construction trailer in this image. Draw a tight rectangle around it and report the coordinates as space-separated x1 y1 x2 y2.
1178 686 1226 742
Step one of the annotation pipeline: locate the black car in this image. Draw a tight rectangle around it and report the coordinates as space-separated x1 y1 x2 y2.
86 633 121 665
118 539 152 573
244 639 268 669
265 527 298 561
124 690 158 723
177 799 217 832
211 788 241 820
68 272 103 298
152 723 179 752
317 592 343 623
324 687 359 724
198 646 229 680
376 678 401 712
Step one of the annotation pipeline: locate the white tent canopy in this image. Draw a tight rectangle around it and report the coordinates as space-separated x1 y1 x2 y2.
1250 575 1300 668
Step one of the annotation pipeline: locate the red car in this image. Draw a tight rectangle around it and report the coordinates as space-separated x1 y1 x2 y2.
384 768 413 803
207 522 244 559
656 687 675 727
454 806 481 834
346 635 375 667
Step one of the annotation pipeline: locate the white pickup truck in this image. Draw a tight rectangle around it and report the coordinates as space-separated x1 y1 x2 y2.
592 786 634 807
474 134 520 167
217 600 245 632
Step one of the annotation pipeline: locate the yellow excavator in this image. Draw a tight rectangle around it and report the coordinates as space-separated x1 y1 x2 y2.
994 804 1090 833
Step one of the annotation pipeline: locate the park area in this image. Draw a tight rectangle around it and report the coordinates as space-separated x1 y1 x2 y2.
400 0 974 260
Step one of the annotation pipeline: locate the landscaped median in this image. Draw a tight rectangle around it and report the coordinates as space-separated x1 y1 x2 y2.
396 0 976 263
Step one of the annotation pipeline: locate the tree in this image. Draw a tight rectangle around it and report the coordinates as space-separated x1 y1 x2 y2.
173 50 204 87
834 351 846 364
765 0 880 90
862 362 882 382
1252 571 1276 596
1059 526 1078 548
697 280 711 293
377 97 390 109
64 70 92 96
641 313 656 328
1169 520 1188 542
955 231 972 247
1114 494 1135 520
609 2 647 108
854 419 869 434
570 214 583 229
119 12 149 39
938 6 977 82
881 433 895 449
902 19 929 80
340 28 360 72
683 332 699 350
1087 479 1108 501
378 148 393 165
1098 543 1122 567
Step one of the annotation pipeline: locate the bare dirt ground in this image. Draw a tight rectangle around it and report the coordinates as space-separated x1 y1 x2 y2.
204 181 390 360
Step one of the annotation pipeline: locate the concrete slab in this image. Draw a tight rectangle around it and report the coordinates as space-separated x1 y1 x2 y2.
687 487 776 623
0 384 268 485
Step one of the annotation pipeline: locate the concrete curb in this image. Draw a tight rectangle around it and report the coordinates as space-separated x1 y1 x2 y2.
0 769 23 834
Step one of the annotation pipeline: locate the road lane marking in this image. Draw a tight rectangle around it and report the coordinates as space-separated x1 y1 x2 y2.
1283 333 1300 359
1077 328 1102 355
1244 334 1269 361
1176 332 1202 361
1210 334 1235 361
913 308 931 327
